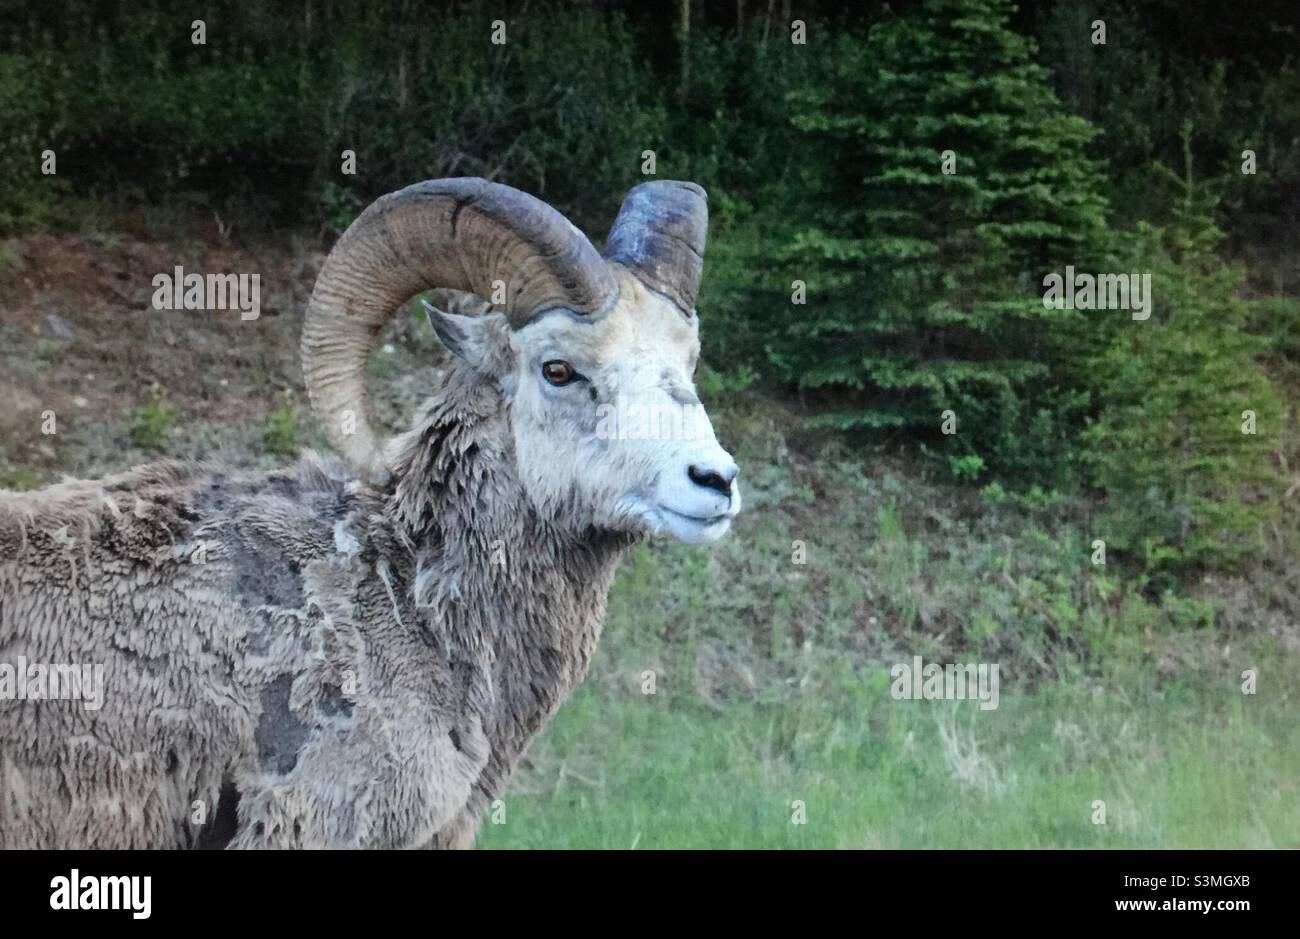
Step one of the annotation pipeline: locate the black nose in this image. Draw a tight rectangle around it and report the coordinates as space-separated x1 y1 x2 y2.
688 464 735 498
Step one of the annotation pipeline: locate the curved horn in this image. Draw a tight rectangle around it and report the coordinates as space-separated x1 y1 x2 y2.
301 178 617 483
602 180 708 315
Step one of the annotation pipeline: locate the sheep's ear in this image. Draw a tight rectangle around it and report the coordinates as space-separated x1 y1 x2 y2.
422 300 514 377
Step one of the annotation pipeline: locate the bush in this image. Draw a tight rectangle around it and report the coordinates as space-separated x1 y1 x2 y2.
261 400 300 458
130 389 178 452
1081 170 1285 580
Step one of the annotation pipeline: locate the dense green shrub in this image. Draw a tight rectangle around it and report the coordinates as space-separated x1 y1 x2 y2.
1081 173 1285 580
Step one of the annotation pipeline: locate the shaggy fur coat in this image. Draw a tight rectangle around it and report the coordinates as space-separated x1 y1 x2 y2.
0 361 631 848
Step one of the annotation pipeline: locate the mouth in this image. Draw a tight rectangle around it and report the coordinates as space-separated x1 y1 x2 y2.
657 507 730 528
618 488 741 545
646 504 734 544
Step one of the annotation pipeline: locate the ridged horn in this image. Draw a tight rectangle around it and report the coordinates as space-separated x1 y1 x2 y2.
602 180 708 315
301 178 617 483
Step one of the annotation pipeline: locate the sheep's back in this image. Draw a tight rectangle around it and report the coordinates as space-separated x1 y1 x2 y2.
0 453 380 847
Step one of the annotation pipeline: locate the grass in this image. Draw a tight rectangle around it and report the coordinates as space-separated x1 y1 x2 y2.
479 656 1299 849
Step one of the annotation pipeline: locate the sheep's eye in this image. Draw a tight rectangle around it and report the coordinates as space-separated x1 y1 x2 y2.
542 360 577 386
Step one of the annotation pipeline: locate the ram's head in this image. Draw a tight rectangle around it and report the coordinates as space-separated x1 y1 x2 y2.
301 179 740 544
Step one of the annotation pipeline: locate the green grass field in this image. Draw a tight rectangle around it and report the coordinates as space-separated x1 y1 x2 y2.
480 659 1300 849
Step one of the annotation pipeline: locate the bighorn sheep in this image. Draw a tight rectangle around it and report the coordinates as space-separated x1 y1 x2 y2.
0 178 740 848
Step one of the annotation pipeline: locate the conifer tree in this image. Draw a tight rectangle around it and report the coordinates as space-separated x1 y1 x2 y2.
776 0 1109 473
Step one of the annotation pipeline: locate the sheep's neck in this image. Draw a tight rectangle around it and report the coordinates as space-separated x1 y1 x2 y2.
385 376 632 764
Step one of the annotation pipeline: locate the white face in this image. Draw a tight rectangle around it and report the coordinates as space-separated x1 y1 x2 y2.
443 269 741 544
